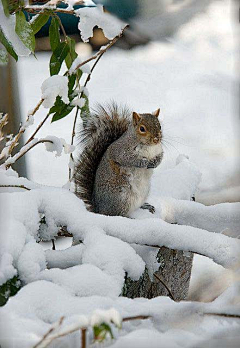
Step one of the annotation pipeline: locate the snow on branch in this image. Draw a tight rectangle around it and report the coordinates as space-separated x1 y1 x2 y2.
76 5 127 43
2 188 239 271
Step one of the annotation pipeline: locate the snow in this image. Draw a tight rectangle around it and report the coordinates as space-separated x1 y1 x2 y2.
0 1 239 347
41 75 69 108
0 3 30 57
71 97 86 108
76 5 126 42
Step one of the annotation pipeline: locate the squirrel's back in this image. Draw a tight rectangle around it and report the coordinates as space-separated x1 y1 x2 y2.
74 103 131 211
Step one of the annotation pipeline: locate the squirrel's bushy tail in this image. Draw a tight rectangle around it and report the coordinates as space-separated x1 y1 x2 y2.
74 103 131 211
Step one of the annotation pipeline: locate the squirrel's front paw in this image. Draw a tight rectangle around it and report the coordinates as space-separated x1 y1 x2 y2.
141 203 155 214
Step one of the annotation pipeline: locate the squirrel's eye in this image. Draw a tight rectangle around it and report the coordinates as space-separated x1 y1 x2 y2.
139 125 146 133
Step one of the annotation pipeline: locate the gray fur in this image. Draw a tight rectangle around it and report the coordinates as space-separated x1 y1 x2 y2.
74 104 163 216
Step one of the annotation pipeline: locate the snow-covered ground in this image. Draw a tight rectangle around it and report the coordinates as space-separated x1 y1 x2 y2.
0 1 240 347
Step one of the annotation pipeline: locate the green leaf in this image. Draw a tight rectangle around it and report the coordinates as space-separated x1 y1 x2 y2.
68 74 77 94
51 104 74 122
31 13 50 35
93 323 114 343
49 96 74 122
49 17 60 52
15 11 35 53
2 0 10 17
0 275 21 306
0 47 8 65
0 26 18 61
65 36 78 69
50 41 69 75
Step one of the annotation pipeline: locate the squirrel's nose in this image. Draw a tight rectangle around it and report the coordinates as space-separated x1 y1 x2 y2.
153 137 159 144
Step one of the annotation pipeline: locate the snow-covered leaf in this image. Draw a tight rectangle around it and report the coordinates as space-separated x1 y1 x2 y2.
0 275 21 307
41 75 69 108
0 48 8 65
15 11 35 53
0 26 18 61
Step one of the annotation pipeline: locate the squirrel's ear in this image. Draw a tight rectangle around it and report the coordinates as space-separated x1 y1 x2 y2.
132 112 141 125
152 108 160 117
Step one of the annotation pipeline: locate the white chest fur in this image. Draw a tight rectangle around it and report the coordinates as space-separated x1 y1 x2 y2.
127 168 153 214
135 143 163 160
126 143 162 215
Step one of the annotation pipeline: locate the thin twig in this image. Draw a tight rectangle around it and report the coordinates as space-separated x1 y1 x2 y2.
0 113 8 132
52 239 56 250
153 273 175 301
81 327 87 348
33 316 64 348
204 313 240 319
72 28 128 74
6 99 44 159
55 14 67 40
69 25 128 180
122 315 151 322
0 184 31 191
26 113 50 145
24 7 76 15
5 139 53 169
69 107 80 180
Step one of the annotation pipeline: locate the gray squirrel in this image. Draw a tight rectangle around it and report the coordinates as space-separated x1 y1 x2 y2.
74 103 163 217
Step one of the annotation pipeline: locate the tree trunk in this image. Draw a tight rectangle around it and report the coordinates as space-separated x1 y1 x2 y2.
122 247 193 301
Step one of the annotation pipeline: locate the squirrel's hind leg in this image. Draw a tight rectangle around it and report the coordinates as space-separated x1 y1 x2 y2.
141 203 155 214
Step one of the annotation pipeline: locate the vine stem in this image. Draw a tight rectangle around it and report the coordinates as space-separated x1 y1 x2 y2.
69 25 128 180
0 184 31 191
5 139 53 169
5 99 44 159
33 314 150 348
25 113 50 145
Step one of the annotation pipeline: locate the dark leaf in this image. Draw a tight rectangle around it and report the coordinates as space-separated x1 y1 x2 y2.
0 275 21 307
0 27 18 61
49 17 60 52
65 36 78 69
50 41 69 75
2 0 10 17
51 104 74 122
49 96 73 122
31 13 50 35
68 74 76 95
15 11 35 53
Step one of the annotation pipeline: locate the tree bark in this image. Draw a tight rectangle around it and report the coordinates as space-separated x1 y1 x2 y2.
122 247 193 301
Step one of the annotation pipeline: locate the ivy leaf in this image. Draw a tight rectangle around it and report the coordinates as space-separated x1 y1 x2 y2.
49 96 74 123
0 47 8 65
49 17 60 52
0 275 21 307
0 27 18 61
65 36 78 69
31 13 50 35
2 0 10 17
93 323 114 343
51 103 74 122
68 74 77 95
15 11 35 53
50 42 69 75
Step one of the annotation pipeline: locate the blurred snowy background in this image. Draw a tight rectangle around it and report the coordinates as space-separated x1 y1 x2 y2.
3 0 234 299
18 0 240 206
